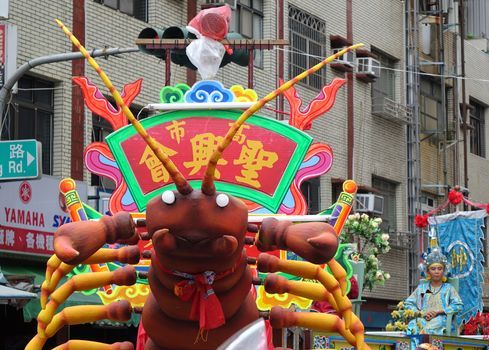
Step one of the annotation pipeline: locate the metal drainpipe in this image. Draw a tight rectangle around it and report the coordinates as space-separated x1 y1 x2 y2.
452 7 460 187
187 0 197 86
459 0 469 189
347 0 354 180
277 0 285 120
439 0 448 195
71 0 86 180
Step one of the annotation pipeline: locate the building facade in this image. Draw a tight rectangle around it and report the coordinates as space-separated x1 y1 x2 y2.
0 0 487 346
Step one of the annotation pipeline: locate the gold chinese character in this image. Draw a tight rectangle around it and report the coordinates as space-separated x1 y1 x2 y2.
234 140 278 188
166 120 186 144
139 142 177 183
229 122 250 145
184 133 227 178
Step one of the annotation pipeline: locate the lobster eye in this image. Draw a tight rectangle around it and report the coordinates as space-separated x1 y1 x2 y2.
216 193 229 208
161 190 176 205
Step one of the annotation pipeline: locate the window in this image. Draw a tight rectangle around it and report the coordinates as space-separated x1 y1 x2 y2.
300 178 321 214
288 6 326 89
466 0 489 39
420 78 443 136
94 0 147 22
372 177 397 232
229 0 264 67
1 76 53 175
372 50 397 114
469 98 486 157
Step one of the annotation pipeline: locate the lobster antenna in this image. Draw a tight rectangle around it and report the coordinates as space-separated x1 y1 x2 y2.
200 43 364 195
56 19 193 195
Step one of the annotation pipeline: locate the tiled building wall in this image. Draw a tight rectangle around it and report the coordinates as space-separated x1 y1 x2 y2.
7 0 488 305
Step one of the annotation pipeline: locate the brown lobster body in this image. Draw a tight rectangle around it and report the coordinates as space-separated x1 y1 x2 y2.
141 191 260 349
143 254 258 349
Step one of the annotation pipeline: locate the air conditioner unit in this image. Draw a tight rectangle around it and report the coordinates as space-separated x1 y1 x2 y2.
205 0 238 9
332 47 354 67
355 194 384 214
356 57 381 77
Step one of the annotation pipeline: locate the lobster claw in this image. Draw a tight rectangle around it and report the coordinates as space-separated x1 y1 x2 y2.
54 212 137 265
256 218 338 264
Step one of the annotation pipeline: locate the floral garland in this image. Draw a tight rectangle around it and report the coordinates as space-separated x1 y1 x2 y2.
340 213 391 291
414 186 489 229
386 301 424 332
463 312 489 338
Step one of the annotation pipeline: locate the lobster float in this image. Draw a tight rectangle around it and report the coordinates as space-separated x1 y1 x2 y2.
26 11 368 350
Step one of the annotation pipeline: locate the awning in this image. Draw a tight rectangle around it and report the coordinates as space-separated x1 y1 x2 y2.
1 263 140 327
0 284 37 302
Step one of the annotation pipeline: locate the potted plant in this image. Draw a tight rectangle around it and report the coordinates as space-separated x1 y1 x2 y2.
339 213 391 291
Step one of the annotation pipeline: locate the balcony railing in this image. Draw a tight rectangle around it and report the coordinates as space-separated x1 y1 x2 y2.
372 96 413 125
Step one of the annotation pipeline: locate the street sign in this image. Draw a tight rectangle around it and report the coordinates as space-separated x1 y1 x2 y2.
0 139 42 180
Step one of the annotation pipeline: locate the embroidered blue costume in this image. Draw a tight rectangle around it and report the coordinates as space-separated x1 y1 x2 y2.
404 281 463 335
404 244 463 335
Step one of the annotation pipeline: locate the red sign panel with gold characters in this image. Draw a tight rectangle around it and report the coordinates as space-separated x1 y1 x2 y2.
106 110 312 212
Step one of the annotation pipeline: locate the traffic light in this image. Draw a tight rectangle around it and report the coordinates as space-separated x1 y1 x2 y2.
137 27 166 59
220 33 250 68
137 26 197 69
162 26 197 70
138 27 250 69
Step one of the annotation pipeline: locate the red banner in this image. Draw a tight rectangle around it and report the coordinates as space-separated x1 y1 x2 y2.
0 225 54 256
121 116 296 195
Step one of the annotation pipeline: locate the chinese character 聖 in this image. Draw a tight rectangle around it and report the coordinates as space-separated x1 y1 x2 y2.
234 140 278 188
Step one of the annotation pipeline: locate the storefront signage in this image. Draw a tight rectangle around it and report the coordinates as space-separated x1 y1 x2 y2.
0 176 87 256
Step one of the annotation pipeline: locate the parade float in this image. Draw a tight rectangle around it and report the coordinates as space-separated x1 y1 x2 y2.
23 5 488 350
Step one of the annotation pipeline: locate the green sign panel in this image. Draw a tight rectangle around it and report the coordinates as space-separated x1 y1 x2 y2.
0 140 41 180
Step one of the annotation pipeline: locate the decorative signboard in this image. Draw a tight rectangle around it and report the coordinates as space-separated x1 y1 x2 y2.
106 110 312 212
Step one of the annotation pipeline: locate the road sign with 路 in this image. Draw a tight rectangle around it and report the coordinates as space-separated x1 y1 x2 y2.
0 139 42 180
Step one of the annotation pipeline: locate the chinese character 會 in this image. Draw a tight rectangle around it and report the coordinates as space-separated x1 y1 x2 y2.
139 142 178 184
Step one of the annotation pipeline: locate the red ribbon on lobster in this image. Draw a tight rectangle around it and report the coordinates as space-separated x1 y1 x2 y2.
174 272 225 330
153 253 235 330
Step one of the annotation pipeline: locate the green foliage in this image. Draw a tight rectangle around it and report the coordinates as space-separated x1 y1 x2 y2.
339 213 391 291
